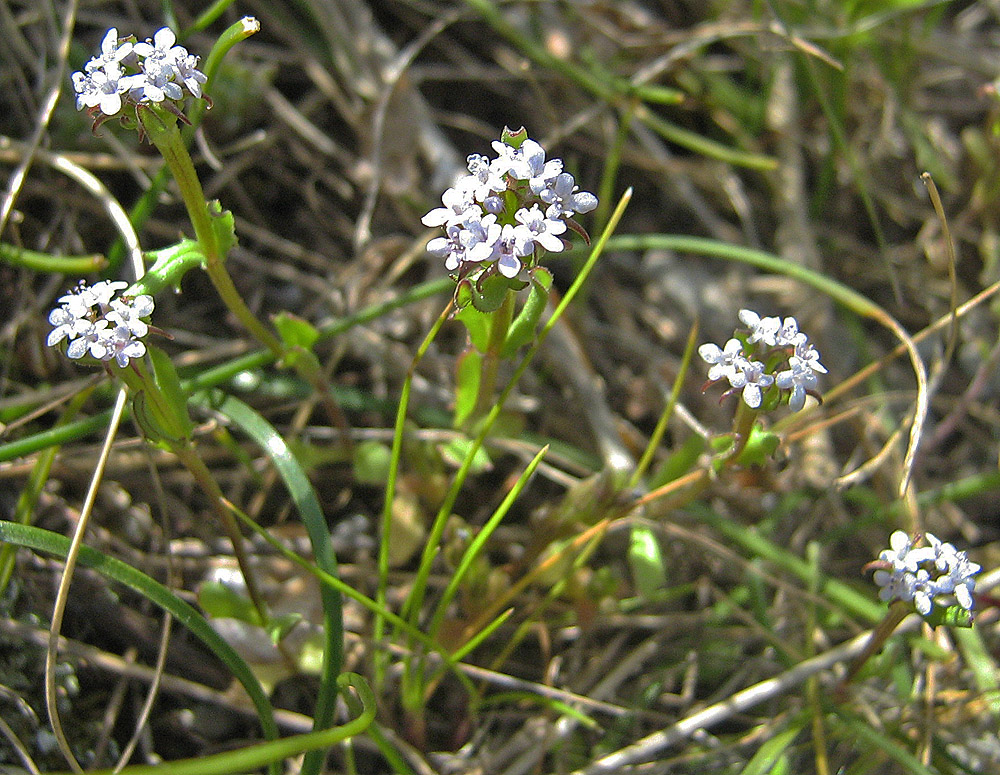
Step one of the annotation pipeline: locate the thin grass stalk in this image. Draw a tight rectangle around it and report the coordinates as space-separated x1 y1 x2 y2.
374 299 454 689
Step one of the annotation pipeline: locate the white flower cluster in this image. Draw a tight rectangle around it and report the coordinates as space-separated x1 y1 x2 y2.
72 27 207 117
872 531 981 616
47 280 154 368
699 309 827 411
422 136 598 279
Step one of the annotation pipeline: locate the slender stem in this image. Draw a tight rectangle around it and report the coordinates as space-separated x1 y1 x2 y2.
143 108 282 355
472 290 515 424
170 441 273 631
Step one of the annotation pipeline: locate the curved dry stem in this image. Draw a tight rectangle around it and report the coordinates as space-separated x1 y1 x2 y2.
45 386 129 773
0 138 144 280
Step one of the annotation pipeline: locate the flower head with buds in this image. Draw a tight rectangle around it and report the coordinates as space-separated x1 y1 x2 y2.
869 531 981 619
71 26 208 128
700 310 826 412
422 127 597 305
47 280 155 368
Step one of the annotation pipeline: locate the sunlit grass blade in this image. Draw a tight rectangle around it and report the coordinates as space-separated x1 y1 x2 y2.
427 445 548 640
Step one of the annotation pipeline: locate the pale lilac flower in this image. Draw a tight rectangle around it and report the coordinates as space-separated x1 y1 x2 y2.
101 323 148 367
872 531 981 617
925 534 981 611
48 280 152 367
132 27 186 68
66 319 110 360
538 172 598 219
463 154 507 202
495 223 531 278
776 341 827 411
461 214 502 264
87 280 129 307
775 317 807 348
72 65 128 115
47 305 90 347
513 205 567 254
427 223 469 271
174 53 208 97
512 139 562 191
131 57 184 103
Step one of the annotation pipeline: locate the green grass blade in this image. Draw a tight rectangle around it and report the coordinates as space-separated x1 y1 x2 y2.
194 390 343 775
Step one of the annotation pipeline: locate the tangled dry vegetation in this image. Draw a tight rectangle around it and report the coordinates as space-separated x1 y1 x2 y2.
3 1 1000 773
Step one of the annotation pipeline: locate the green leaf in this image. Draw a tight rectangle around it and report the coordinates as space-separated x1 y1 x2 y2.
502 267 552 357
470 274 511 313
734 424 780 466
650 434 705 488
129 238 206 297
500 125 528 148
273 311 321 351
208 200 238 257
439 435 492 473
925 603 975 629
268 612 304 645
148 344 195 440
455 302 491 353
198 579 262 626
628 525 666 601
453 348 482 427
352 440 392 485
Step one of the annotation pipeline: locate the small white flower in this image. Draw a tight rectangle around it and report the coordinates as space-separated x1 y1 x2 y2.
427 223 469 271
421 186 479 228
72 65 128 115
872 531 981 616
461 213 502 265
699 338 747 384
739 309 781 347
107 295 155 337
736 360 773 409
132 57 184 103
89 280 129 307
84 28 133 73
775 317 807 347
133 27 187 67
174 53 208 97
67 319 110 360
514 139 562 191
513 204 567 254
47 305 89 347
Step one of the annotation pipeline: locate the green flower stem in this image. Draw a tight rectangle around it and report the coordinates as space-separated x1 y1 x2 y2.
142 106 282 356
472 290 516 425
727 400 757 462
